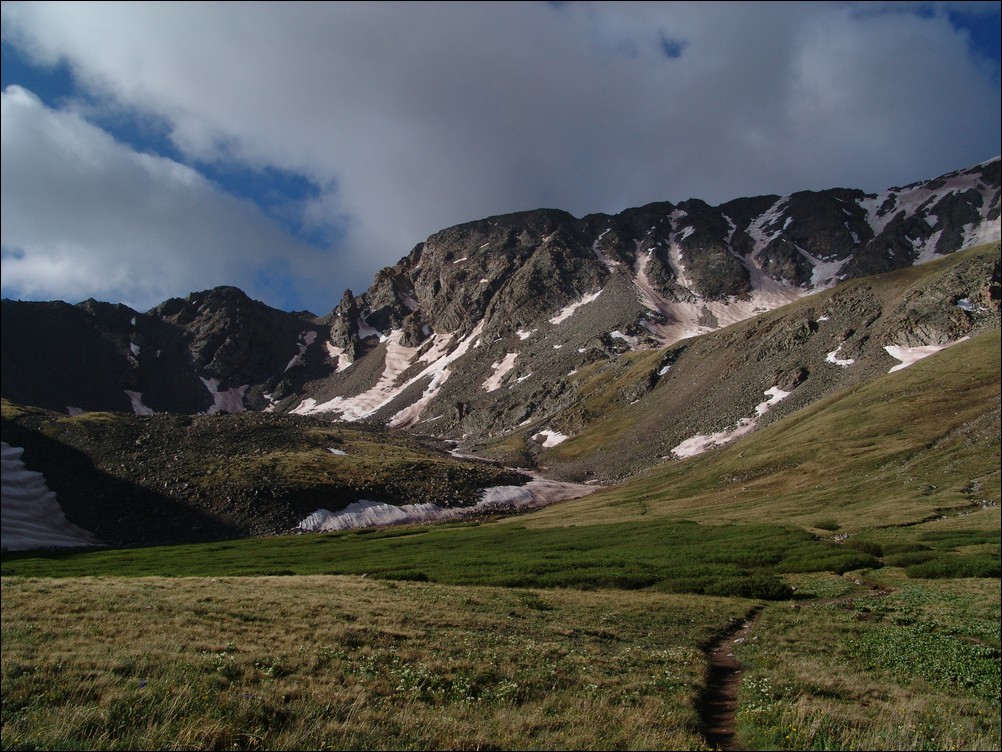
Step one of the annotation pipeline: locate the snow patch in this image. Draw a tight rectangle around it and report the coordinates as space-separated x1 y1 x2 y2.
299 501 444 532
124 390 155 415
672 386 791 458
298 477 595 533
483 352 518 392
1 442 100 551
860 168 1000 259
825 344 855 367
796 245 848 289
386 323 485 429
327 448 347 456
746 197 790 252
534 430 569 448
285 331 318 372
591 230 621 270
199 377 248 414
517 328 536 340
884 337 968 373
356 317 384 341
610 330 642 348
549 290 602 325
294 329 421 419
326 342 351 370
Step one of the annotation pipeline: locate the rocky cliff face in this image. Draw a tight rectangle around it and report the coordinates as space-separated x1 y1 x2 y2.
3 159 999 456
280 158 999 447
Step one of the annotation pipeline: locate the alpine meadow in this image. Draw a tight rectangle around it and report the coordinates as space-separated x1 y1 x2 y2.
3 148 1000 749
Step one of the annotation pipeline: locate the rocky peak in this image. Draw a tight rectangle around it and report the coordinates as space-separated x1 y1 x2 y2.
3 158 999 431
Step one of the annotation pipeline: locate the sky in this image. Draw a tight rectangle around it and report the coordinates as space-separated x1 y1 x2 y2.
2 1 1000 315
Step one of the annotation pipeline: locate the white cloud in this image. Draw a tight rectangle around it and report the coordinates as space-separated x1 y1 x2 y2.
1 86 324 311
1 1 999 310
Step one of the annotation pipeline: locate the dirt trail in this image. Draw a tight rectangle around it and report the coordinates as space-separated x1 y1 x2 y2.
696 606 762 752
695 585 894 751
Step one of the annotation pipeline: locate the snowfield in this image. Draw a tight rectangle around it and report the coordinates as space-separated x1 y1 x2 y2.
298 477 596 533
1 442 100 551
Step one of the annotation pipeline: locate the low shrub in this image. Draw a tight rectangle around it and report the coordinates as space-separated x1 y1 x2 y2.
845 539 884 557
906 555 1000 579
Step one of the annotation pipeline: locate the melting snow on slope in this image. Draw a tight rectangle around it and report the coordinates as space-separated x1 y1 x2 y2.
387 323 485 429
629 207 808 347
356 317 385 341
549 290 602 325
125 390 155 415
746 197 790 251
884 337 968 373
285 331 318 372
298 324 485 428
610 330 642 347
533 430 569 448
480 354 517 391
326 342 351 370
1 442 100 551
200 377 248 414
591 230 621 270
672 386 792 459
298 477 596 533
300 500 444 531
825 345 855 367
859 167 1001 261
798 246 849 289
293 330 424 418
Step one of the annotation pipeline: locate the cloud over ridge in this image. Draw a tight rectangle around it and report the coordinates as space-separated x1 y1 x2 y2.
2 1 999 313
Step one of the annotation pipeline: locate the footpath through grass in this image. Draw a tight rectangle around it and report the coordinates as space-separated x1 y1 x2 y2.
1 575 749 751
3 571 998 751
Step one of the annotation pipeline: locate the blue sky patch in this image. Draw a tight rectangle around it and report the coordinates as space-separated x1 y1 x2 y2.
660 35 687 60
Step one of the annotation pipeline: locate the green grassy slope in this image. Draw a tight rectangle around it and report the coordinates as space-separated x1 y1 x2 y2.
524 329 1000 535
509 242 1000 482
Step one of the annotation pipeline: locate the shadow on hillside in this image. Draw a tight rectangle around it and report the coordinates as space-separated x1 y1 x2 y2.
1 417 239 548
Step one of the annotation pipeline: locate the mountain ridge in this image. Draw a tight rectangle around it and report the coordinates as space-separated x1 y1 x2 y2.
1 158 1000 548
2 158 999 463
4 158 997 424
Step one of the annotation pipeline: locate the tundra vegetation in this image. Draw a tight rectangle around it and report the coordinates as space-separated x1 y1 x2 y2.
2 292 999 750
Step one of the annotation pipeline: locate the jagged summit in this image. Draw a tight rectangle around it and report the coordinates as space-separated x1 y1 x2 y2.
2 158 999 454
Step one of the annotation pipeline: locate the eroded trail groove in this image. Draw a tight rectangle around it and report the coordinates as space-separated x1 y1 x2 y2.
696 606 762 752
695 585 895 751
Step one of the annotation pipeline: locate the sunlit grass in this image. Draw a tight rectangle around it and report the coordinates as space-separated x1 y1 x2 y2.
522 330 1001 534
734 573 1000 751
1 575 747 750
